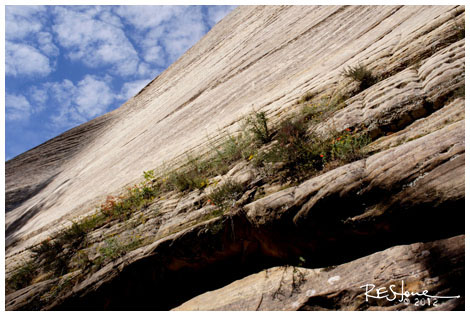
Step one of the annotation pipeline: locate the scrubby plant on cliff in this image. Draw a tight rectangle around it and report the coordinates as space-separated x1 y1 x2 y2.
207 180 244 210
300 93 347 123
10 172 162 290
164 112 273 193
275 118 325 178
97 236 143 264
167 168 208 192
100 183 159 220
31 224 87 277
254 117 328 182
211 133 252 167
143 169 155 181
6 261 37 293
165 133 256 192
245 110 271 144
296 91 315 104
342 64 377 91
253 115 371 183
329 129 371 162
57 221 87 248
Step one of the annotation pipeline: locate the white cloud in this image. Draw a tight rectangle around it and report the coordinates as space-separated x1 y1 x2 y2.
143 45 164 64
114 6 182 31
37 32 59 56
75 76 115 117
49 79 75 105
206 6 237 26
6 41 53 77
47 76 116 129
162 7 207 62
116 6 210 66
47 80 77 128
118 79 153 100
30 86 49 105
5 6 46 40
52 6 140 76
28 87 48 115
6 94 32 121
136 62 159 77
98 9 123 28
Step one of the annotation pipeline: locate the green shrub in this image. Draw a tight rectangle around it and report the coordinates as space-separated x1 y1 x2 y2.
253 118 371 182
12 168 162 291
57 221 86 247
167 169 208 192
214 133 246 164
342 64 377 91
277 118 326 179
6 261 37 292
329 130 371 162
245 111 271 144
143 170 155 181
300 93 347 124
256 118 325 181
32 239 62 266
79 213 107 232
32 235 74 277
99 237 142 262
99 184 158 220
208 180 244 210
99 238 123 260
26 180 160 279
296 91 315 104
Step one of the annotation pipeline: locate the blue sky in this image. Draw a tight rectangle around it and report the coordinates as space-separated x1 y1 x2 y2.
5 5 236 161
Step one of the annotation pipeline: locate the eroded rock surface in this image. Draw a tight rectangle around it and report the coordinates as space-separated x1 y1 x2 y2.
5 5 465 311
174 235 464 311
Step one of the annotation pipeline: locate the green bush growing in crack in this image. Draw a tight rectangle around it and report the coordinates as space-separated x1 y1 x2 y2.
245 110 271 144
57 221 87 248
342 64 377 92
296 91 316 104
300 93 348 123
143 169 155 181
208 180 244 210
9 164 162 292
329 130 371 163
255 117 326 181
254 118 371 183
99 237 143 263
100 183 159 220
6 260 38 293
167 168 208 192
211 133 252 167
29 221 91 278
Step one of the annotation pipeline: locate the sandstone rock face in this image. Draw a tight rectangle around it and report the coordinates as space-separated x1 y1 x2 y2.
174 235 464 311
5 5 464 311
